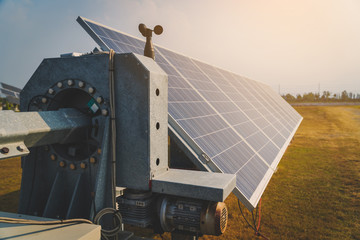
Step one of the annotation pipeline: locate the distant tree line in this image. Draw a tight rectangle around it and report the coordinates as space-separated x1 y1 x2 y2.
282 90 360 103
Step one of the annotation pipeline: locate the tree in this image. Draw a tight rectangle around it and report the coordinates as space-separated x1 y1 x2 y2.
284 93 296 102
321 91 331 101
303 92 315 102
341 90 349 101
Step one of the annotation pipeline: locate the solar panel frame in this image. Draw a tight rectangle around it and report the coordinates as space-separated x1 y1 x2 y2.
0 83 21 105
0 88 16 97
77 16 303 209
0 82 22 93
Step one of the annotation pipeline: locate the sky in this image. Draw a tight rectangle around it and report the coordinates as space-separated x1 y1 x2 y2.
0 0 360 95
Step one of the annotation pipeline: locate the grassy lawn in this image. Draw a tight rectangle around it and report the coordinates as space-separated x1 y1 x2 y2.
0 157 21 213
203 106 360 240
1 106 359 239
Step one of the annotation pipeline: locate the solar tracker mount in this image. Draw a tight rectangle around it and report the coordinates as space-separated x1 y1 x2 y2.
77 16 303 210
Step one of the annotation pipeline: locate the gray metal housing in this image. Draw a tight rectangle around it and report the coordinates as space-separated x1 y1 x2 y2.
10 52 235 221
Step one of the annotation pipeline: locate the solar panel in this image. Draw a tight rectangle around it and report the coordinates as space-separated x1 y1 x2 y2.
77 16 303 209
0 83 21 105
0 88 16 97
0 82 22 93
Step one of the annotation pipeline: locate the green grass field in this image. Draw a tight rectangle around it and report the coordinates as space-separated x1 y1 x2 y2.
1 106 359 239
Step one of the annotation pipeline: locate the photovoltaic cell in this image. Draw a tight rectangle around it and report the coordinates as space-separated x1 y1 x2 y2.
77 16 303 210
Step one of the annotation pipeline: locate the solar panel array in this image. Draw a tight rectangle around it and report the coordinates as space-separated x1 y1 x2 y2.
0 82 21 105
77 16 302 209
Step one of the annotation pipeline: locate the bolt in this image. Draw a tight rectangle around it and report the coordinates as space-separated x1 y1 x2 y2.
78 81 85 88
48 88 55 95
97 148 102 154
67 79 74 86
101 109 108 116
70 163 76 170
80 162 86 169
57 82 63 88
88 87 95 94
41 97 48 104
0 147 10 154
17 145 25 152
59 161 66 167
96 96 103 104
50 154 57 161
90 157 96 164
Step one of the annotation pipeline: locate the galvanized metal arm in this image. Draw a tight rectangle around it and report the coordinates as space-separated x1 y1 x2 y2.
0 108 91 160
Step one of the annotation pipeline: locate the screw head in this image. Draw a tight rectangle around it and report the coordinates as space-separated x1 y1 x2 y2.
80 162 86 169
48 88 55 95
67 79 74 86
57 82 63 88
50 154 57 161
17 145 25 152
96 96 103 104
88 87 95 94
59 161 66 167
78 81 85 88
0 147 10 154
70 163 76 170
41 97 48 104
101 109 108 116
90 157 96 164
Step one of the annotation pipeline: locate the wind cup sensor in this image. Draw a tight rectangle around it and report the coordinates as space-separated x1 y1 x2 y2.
139 23 163 60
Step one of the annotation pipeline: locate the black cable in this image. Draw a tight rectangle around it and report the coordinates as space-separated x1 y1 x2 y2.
237 199 270 240
94 208 122 239
251 209 257 234
238 199 256 232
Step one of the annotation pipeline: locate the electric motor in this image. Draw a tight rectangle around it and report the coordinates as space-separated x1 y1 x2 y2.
158 196 228 236
117 190 156 228
117 190 228 236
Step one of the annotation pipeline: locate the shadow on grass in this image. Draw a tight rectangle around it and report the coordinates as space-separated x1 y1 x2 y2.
0 190 20 213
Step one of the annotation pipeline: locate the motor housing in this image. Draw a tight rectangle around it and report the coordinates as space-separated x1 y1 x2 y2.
117 190 228 236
